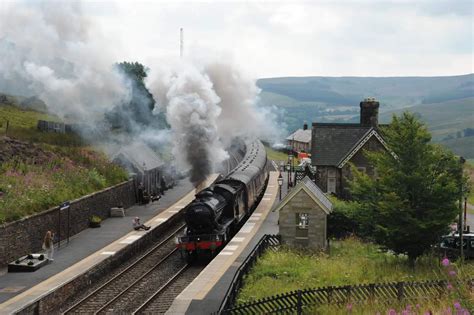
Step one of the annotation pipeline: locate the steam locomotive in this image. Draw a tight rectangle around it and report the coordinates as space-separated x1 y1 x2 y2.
177 139 268 258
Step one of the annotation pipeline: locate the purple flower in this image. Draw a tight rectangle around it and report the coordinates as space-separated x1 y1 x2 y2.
346 303 353 312
449 270 456 277
447 283 453 290
442 257 450 266
454 301 461 309
416 304 420 309
388 309 397 315
406 305 411 311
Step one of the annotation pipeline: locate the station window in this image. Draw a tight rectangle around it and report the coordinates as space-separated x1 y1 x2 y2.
296 213 309 229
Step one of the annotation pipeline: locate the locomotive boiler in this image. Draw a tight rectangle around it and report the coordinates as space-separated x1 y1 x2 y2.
177 139 268 258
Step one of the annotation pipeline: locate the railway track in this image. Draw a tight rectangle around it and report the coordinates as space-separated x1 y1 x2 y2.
64 224 185 314
132 264 205 314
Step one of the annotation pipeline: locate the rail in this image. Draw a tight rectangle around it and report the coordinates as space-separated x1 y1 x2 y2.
132 264 189 314
64 224 185 314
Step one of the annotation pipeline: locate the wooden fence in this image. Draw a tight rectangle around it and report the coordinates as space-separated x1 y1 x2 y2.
218 234 474 314
218 234 281 313
221 279 474 314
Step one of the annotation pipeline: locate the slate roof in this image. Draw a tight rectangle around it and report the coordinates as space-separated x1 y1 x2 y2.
286 128 311 143
111 142 163 174
273 176 332 214
311 123 372 166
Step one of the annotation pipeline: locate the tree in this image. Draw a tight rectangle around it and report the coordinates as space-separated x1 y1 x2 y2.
106 62 168 131
349 112 464 265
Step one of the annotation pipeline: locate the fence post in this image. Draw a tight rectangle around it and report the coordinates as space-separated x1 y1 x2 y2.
297 290 302 315
397 282 404 301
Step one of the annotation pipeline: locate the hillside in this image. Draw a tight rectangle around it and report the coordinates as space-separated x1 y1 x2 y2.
257 74 474 158
0 103 128 223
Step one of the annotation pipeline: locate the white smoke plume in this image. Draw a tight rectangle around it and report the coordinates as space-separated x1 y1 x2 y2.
0 2 129 123
0 1 283 185
149 60 282 185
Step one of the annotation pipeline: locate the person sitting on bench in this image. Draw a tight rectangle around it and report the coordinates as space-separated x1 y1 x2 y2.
133 217 150 231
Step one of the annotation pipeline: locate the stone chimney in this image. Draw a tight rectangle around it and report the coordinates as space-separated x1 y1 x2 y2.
303 121 308 130
360 97 379 128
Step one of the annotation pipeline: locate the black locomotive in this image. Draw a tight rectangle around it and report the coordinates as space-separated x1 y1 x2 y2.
177 139 268 258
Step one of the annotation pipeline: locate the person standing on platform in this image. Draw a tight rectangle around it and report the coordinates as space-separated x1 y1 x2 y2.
42 231 54 261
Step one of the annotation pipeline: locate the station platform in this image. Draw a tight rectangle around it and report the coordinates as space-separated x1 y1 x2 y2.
0 175 219 314
167 171 285 314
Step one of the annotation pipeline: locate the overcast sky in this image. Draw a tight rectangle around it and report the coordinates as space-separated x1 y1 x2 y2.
11 0 474 78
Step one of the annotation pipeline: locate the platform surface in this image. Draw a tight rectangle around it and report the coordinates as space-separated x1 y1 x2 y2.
0 175 218 314
167 171 285 314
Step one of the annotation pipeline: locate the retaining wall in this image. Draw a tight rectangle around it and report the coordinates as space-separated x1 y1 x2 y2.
16 212 182 315
0 180 136 266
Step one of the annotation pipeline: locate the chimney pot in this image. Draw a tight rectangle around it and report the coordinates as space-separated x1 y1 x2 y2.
360 98 379 128
303 121 308 130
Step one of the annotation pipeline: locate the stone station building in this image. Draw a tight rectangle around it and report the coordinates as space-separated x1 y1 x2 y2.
274 177 332 250
311 98 395 198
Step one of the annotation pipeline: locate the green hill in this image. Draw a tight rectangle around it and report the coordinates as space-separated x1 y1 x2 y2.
0 102 128 223
257 74 474 157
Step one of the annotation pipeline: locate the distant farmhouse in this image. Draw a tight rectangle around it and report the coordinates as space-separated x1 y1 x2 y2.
311 98 394 198
287 122 311 154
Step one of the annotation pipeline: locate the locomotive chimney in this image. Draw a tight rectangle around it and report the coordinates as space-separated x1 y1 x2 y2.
360 97 379 128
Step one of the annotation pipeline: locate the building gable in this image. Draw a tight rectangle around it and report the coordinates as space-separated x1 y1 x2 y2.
273 177 332 215
337 129 395 168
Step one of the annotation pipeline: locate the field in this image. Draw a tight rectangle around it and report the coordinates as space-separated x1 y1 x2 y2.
237 238 474 313
0 103 128 223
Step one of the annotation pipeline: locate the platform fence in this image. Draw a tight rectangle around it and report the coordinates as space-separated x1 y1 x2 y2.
217 234 281 314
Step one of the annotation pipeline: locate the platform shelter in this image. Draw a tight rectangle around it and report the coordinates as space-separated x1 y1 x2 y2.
274 176 332 250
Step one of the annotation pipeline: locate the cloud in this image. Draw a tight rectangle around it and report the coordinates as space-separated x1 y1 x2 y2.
90 0 472 77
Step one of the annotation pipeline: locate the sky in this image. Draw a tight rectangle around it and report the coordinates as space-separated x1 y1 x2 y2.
3 0 474 78
82 0 474 78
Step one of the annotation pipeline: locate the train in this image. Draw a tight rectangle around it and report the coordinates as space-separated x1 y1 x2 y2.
177 139 269 259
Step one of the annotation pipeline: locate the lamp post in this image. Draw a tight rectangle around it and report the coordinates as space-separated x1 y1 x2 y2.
286 162 291 190
277 173 283 200
288 154 294 187
458 156 465 262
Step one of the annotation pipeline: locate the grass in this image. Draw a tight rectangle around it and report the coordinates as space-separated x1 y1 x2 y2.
264 146 300 167
237 238 474 312
0 103 128 223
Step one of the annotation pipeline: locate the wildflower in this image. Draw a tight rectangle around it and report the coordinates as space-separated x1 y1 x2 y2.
448 270 456 277
453 301 461 310
416 304 420 309
441 257 450 267
447 282 453 290
346 303 353 312
388 309 397 315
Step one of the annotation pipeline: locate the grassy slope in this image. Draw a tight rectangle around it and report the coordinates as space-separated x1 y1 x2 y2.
238 238 474 311
0 104 128 223
379 97 474 140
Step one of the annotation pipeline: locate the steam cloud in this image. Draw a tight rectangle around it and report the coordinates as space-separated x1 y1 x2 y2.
0 2 282 186
0 2 129 122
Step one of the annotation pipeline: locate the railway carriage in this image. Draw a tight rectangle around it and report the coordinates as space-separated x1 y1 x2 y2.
177 140 268 258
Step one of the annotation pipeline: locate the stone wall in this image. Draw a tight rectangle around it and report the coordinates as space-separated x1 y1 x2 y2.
16 212 182 315
279 189 327 250
0 180 136 266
